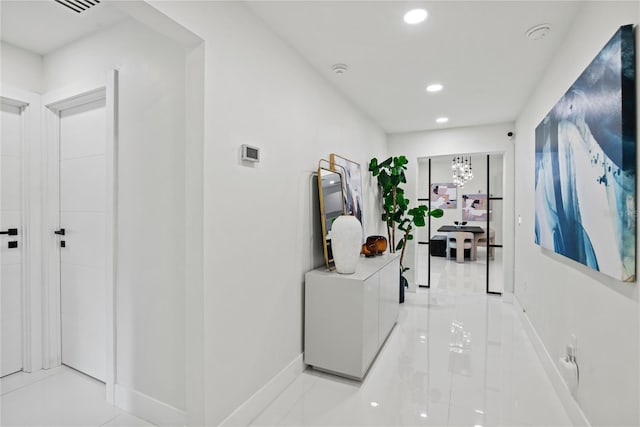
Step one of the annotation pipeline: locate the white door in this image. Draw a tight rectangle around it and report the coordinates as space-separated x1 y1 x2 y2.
1 101 24 377
58 98 107 382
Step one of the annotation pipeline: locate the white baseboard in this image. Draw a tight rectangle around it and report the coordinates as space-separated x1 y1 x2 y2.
514 297 591 427
219 354 305 427
115 384 186 426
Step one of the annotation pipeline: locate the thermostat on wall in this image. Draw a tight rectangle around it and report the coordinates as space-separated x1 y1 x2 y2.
241 144 260 162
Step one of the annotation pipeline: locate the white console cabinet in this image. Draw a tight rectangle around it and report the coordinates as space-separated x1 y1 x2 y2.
304 253 400 380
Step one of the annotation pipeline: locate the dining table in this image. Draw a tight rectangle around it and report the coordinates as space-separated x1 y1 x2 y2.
437 225 485 234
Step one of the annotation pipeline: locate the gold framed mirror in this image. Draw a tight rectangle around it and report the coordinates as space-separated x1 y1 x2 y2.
318 159 346 270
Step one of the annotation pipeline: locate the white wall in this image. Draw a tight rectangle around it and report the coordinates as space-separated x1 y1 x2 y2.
388 123 515 292
147 2 388 424
514 2 639 425
0 42 43 94
43 19 189 413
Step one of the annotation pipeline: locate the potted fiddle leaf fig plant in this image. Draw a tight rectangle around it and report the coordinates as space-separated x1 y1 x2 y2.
369 156 443 302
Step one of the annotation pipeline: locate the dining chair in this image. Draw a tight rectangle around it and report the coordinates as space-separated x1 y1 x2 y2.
447 231 475 263
474 228 495 260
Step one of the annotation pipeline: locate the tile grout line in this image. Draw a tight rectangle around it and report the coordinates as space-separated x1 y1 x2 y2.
247 373 319 426
1 368 63 397
273 375 320 427
99 413 121 427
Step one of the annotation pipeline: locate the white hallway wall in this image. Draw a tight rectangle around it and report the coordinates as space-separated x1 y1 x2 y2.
148 2 387 425
514 1 640 426
42 18 189 414
1 19 190 414
388 123 515 293
2 7 208 422
0 42 43 94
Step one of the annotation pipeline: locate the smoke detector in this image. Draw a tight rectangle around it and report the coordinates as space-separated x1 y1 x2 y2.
526 24 552 41
332 63 349 75
54 0 101 14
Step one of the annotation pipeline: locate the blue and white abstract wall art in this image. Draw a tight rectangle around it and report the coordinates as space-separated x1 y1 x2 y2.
534 25 636 282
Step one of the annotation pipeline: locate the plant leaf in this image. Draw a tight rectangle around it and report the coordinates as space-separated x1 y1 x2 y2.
368 158 378 172
429 208 444 218
379 157 392 167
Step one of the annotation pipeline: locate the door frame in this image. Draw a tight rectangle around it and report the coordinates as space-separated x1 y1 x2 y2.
42 70 118 402
0 86 42 375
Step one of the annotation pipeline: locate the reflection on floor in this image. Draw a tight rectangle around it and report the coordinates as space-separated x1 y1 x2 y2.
1 290 568 427
251 289 570 426
418 245 504 293
1 366 154 426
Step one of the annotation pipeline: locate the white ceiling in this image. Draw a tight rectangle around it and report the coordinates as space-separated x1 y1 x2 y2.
1 0 128 55
247 1 583 133
1 1 583 133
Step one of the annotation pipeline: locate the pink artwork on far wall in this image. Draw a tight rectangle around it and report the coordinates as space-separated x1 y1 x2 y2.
430 183 457 209
462 194 488 221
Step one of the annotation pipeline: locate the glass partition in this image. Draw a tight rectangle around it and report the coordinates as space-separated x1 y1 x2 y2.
417 153 504 294
487 154 504 294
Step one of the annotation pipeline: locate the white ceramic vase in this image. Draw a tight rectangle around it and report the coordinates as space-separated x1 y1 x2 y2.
331 215 362 274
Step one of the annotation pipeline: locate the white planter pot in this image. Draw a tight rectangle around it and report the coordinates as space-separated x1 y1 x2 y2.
331 215 362 274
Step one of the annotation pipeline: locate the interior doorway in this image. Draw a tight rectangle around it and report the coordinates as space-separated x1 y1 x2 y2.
416 154 504 294
42 75 117 393
1 98 26 377
58 97 108 381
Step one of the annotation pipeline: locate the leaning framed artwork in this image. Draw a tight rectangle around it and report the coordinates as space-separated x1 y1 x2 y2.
330 154 363 226
534 25 636 282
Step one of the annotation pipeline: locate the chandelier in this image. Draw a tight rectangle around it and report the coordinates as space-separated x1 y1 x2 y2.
452 156 473 187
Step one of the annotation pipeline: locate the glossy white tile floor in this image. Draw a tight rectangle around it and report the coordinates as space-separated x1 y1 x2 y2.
251 288 571 426
1 286 570 427
418 246 504 294
431 249 503 294
1 366 154 426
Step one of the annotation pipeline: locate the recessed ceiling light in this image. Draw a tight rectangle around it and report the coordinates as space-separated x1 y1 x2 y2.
436 117 449 123
420 412 428 418
404 9 428 25
426 83 443 93
370 401 379 407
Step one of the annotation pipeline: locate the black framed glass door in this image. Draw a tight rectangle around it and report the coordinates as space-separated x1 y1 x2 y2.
417 154 504 295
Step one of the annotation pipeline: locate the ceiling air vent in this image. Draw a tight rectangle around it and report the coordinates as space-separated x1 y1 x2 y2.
54 0 101 14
